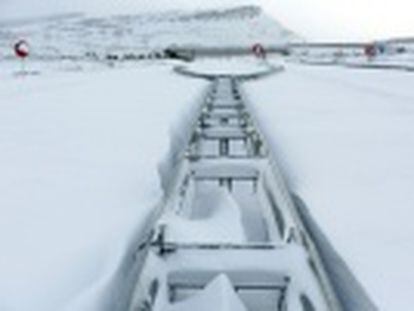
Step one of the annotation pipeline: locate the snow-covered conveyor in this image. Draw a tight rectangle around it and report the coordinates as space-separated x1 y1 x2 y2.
127 75 371 311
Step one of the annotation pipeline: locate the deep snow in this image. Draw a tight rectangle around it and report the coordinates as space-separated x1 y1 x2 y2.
244 62 414 311
0 62 207 310
165 274 248 311
1 27 414 310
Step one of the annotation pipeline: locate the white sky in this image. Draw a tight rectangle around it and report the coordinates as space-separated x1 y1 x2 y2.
1 0 413 41
261 0 414 41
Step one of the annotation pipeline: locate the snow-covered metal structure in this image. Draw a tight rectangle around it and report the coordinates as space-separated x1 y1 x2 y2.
126 72 377 311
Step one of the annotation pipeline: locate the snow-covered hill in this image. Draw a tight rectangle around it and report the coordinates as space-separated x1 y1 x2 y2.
0 6 298 60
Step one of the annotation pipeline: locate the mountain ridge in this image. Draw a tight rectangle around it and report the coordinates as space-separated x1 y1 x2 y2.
0 5 299 58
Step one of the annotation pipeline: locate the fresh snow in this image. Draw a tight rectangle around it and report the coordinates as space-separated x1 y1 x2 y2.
165 274 248 311
245 62 414 311
3 56 412 311
1 4 414 310
181 57 280 76
0 63 207 311
161 185 247 244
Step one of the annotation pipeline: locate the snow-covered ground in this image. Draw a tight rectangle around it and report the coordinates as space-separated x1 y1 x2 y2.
0 61 207 310
177 57 279 76
2 54 413 311
293 50 414 70
1 4 413 309
244 62 414 311
339 53 414 70
0 6 295 310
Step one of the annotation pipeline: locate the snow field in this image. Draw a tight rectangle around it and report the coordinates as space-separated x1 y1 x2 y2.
245 63 414 310
0 62 207 310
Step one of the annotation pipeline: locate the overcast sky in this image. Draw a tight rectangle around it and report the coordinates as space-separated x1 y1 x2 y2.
1 0 413 41
262 0 414 41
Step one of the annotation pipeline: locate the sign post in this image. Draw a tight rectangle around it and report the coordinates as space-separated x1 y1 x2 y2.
14 40 30 73
252 43 267 60
364 43 377 60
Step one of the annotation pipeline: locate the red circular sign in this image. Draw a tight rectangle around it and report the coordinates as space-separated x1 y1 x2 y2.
364 44 376 58
14 40 30 59
252 43 266 59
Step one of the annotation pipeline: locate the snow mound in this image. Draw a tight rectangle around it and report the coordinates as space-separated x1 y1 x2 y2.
165 274 247 311
162 185 247 243
181 57 281 76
